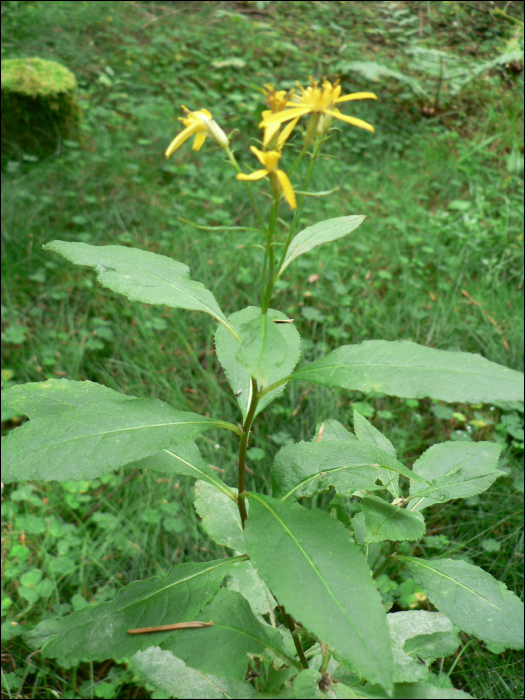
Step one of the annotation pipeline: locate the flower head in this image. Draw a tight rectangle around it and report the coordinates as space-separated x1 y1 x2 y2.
260 84 299 149
237 146 296 210
259 77 377 137
165 106 228 157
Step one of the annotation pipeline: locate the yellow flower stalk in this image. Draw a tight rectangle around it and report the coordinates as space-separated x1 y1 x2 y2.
165 106 229 157
237 146 297 210
260 83 300 149
259 77 377 137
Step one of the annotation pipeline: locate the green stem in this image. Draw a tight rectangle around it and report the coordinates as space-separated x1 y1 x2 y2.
319 641 331 675
280 606 309 670
258 374 292 399
237 378 259 528
372 542 396 580
262 200 280 313
275 138 324 280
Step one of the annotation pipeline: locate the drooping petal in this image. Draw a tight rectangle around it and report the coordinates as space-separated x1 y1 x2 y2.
275 169 297 210
192 133 207 151
165 123 199 157
250 145 268 166
334 92 378 104
324 108 375 133
277 116 300 149
236 169 270 181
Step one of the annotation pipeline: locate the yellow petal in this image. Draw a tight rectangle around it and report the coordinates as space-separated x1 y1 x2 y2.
259 106 310 127
236 169 270 181
250 145 267 166
277 116 300 149
334 92 378 103
325 109 375 133
165 123 199 157
263 121 281 148
275 169 297 210
192 133 207 151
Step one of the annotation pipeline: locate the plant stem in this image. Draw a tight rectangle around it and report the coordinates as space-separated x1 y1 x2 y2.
280 606 309 670
275 137 324 280
262 200 280 312
372 542 396 580
319 641 331 674
237 377 259 528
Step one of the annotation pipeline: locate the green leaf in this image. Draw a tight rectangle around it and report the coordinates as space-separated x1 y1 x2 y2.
290 341 524 403
387 610 460 683
215 307 301 419
2 378 134 418
25 557 242 664
313 419 356 442
271 440 425 503
353 410 396 457
3 398 231 483
398 557 524 649
353 410 398 497
227 559 277 622
129 647 257 699
244 493 394 689
44 241 239 339
279 216 366 274
361 496 426 544
164 589 300 679
128 441 236 502
408 442 504 512
293 669 324 699
392 680 472 699
236 314 289 388
194 480 245 553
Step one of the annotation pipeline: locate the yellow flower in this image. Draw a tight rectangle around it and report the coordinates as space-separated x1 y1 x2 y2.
237 146 297 210
165 106 228 157
260 84 300 149
259 77 377 136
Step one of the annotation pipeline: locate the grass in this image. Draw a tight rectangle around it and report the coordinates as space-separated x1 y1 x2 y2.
1 1 524 698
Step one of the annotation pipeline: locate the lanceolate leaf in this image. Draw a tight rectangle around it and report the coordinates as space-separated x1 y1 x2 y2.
408 442 504 512
25 557 243 665
388 610 460 685
290 340 524 403
279 215 366 274
361 496 426 544
163 589 300 679
399 557 524 650
236 314 288 388
387 611 460 666
127 441 236 502
194 481 245 553
133 648 257 699
129 647 257 700
313 418 356 442
3 399 237 483
226 560 277 622
44 241 239 339
244 493 394 690
353 410 399 496
271 440 425 502
215 306 301 419
1 378 135 418
392 681 472 699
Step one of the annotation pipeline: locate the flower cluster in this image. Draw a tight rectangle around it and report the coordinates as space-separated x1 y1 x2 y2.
165 78 376 210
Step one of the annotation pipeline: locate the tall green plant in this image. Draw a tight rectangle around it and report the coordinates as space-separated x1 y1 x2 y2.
4 78 523 699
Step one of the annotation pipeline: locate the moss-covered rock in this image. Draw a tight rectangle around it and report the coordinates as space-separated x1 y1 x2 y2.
1 57 81 158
